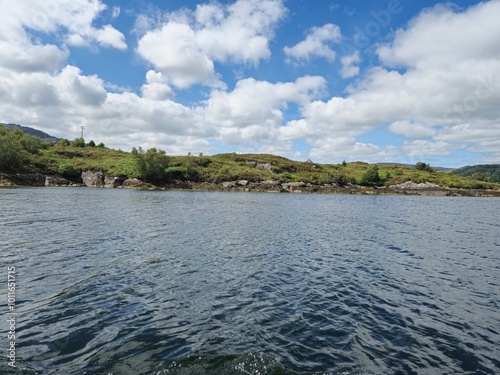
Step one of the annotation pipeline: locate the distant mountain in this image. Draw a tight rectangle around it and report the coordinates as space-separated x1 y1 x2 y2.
452 164 500 182
3 123 60 143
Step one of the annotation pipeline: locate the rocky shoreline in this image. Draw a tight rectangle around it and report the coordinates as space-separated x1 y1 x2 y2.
1 171 499 197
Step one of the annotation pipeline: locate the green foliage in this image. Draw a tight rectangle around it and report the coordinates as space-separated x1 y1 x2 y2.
453 164 500 182
97 142 105 148
71 138 86 148
0 129 26 172
132 147 170 182
360 165 382 186
415 162 435 172
342 160 347 167
58 139 71 147
87 140 96 147
58 164 82 180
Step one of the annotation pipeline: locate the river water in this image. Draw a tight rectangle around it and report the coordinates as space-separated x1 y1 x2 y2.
1 188 499 375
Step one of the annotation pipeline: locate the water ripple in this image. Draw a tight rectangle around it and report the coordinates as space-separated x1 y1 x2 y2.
1 190 499 374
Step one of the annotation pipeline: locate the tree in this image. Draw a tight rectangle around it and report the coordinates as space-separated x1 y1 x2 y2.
0 130 26 172
71 138 86 148
132 147 170 182
58 139 71 147
415 162 435 172
87 140 96 147
360 165 382 186
97 142 105 148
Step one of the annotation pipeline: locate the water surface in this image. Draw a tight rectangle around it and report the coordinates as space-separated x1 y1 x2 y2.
1 188 499 374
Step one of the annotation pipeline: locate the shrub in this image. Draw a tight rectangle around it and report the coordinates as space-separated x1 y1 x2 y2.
58 164 81 180
360 165 382 186
87 140 96 147
415 162 435 172
71 138 86 148
132 147 170 182
58 139 71 147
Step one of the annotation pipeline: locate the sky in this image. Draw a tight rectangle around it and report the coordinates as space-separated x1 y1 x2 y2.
0 0 499 167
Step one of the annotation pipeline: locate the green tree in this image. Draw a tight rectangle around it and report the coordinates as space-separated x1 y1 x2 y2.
21 135 43 154
97 142 105 148
57 138 71 147
0 131 27 172
415 162 435 172
360 165 382 186
71 138 86 148
87 140 96 147
132 147 170 182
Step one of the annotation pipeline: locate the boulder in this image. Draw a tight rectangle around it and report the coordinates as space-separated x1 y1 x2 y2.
256 163 272 173
222 181 236 188
105 176 125 188
45 176 72 187
81 171 105 187
122 178 157 190
237 180 249 186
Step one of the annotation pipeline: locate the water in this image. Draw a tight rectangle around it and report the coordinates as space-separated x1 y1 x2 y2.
1 188 499 375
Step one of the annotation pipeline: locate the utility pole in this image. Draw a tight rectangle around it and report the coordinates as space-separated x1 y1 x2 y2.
80 125 85 139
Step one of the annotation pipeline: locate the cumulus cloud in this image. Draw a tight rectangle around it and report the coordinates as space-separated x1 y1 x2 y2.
141 70 174 101
290 1 500 162
284 24 341 63
137 23 218 89
204 76 326 147
340 51 361 78
389 120 437 139
0 0 127 54
195 0 286 64
137 0 286 88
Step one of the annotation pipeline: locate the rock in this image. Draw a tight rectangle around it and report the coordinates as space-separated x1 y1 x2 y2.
81 171 105 187
282 182 306 191
389 181 440 190
105 176 125 188
256 163 272 173
237 180 249 186
0 173 46 186
45 176 72 187
222 181 236 188
122 178 157 190
261 180 280 187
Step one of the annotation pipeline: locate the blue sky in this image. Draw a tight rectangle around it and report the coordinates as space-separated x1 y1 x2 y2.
1 0 499 167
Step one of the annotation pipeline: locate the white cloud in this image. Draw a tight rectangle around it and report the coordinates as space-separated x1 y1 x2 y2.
403 140 452 157
141 70 174 101
204 76 326 148
0 0 127 53
290 1 500 162
340 51 361 78
136 0 286 88
389 120 437 139
137 22 218 89
195 0 286 64
284 24 341 63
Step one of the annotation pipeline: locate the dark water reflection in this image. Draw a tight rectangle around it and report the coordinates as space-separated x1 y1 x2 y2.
1 188 499 374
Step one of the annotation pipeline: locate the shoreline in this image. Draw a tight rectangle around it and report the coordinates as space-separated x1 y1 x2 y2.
1 172 500 197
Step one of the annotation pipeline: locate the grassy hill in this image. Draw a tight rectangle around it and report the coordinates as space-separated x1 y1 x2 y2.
1 123 499 190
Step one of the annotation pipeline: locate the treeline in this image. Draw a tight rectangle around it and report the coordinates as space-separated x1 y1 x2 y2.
452 164 500 182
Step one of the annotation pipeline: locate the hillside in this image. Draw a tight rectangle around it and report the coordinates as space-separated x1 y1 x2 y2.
4 123 60 143
452 164 500 182
1 123 499 192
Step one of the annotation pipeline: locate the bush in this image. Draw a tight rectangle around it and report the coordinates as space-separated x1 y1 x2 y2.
58 139 71 147
360 165 382 186
132 147 170 182
87 140 96 147
58 164 82 180
71 138 86 148
0 131 27 172
415 162 435 172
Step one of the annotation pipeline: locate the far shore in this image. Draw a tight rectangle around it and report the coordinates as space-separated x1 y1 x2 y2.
2 172 500 197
